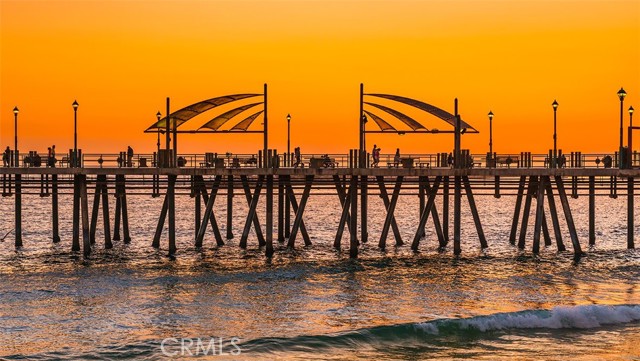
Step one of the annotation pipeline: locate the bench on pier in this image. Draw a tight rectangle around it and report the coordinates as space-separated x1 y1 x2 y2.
310 157 338 168
495 156 519 168
231 157 258 168
417 162 430 168
59 156 70 168
387 158 414 169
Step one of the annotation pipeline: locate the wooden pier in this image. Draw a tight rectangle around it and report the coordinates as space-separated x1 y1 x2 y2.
1 165 637 261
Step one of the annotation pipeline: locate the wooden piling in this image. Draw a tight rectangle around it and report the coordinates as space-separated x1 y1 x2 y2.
266 175 274 257
334 184 352 250
443 176 450 244
411 176 441 251
240 175 264 248
168 174 177 256
113 196 121 241
518 176 536 250
628 177 635 249
453 176 461 255
554 176 583 258
376 176 403 248
532 176 546 254
278 175 284 243
227 175 234 239
425 177 446 248
52 174 60 243
14 174 22 248
285 181 311 247
418 176 426 239
287 175 313 248
543 176 566 252
349 175 358 258
509 176 526 245
72 175 80 252
79 175 91 257
101 177 112 249
118 175 131 244
589 176 595 245
361 175 368 243
152 195 168 248
463 176 488 249
379 176 403 249
90 177 101 245
197 175 223 246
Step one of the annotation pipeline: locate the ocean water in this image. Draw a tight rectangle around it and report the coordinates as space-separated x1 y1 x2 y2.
0 183 639 360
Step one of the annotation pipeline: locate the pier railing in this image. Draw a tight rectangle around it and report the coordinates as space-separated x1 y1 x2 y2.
4 150 640 169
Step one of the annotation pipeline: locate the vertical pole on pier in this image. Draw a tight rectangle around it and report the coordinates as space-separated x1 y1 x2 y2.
555 176 582 258
227 175 234 239
119 175 131 244
443 176 449 245
90 177 101 245
589 176 595 245
628 177 635 249
14 174 22 248
278 175 284 243
113 196 121 241
266 175 274 257
263 84 268 168
518 176 536 249
544 176 566 252
453 175 462 255
153 195 168 248
463 176 488 249
361 175 368 243
509 176 526 245
52 174 60 243
359 83 364 156
349 175 358 258
168 174 177 255
532 176 546 254
79 174 91 257
72 175 80 252
101 176 112 249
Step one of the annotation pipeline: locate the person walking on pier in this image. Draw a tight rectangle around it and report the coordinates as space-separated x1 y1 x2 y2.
372 145 380 167
127 146 134 167
2 146 9 167
394 148 401 167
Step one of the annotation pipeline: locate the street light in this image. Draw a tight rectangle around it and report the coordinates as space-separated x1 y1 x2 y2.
287 113 291 166
13 106 19 167
488 110 494 167
156 111 162 167
72 100 79 167
552 100 558 168
618 87 626 168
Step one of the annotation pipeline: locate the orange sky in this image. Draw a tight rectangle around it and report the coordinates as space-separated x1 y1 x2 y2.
1 0 639 156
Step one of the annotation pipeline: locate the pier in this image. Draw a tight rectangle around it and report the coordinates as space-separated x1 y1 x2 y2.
2 86 638 261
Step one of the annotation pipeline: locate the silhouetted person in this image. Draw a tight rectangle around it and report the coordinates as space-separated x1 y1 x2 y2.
294 147 302 168
372 145 380 167
447 152 453 168
394 148 401 167
3 146 10 167
51 145 56 167
127 146 134 167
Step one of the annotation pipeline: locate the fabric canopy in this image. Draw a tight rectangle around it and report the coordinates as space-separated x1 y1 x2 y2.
366 93 477 132
363 110 396 131
198 103 263 131
364 102 427 131
230 110 264 131
145 94 261 131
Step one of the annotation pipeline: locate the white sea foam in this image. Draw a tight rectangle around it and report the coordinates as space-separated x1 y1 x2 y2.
416 304 640 334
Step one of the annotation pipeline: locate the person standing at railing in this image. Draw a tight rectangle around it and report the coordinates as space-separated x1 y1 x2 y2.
372 144 380 167
3 146 10 167
394 148 401 167
294 147 302 168
127 146 134 167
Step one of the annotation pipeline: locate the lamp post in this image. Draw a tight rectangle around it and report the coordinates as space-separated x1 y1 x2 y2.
156 111 161 167
629 106 635 166
488 110 494 167
618 87 626 168
72 100 79 167
552 100 558 168
287 113 291 166
13 106 19 167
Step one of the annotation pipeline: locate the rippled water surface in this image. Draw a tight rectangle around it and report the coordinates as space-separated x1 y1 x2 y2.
0 186 639 360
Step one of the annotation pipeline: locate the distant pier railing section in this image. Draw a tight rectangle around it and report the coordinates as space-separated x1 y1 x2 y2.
4 150 640 169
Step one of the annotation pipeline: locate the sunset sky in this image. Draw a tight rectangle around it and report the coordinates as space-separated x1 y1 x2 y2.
1 0 639 156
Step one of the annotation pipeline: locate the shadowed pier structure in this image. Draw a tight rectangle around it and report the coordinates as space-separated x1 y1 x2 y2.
1 166 638 261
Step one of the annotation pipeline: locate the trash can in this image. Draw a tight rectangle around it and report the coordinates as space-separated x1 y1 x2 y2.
138 157 147 167
401 158 414 169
